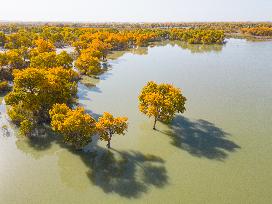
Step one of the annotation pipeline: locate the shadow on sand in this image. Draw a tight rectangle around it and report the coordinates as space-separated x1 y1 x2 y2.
161 115 240 161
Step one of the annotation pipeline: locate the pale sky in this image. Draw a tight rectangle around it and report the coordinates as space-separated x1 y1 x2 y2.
0 0 271 22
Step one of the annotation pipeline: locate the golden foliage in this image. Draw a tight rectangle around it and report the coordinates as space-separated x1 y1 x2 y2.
5 67 78 135
75 51 101 76
49 104 96 149
30 52 57 68
4 29 34 49
170 29 225 44
0 31 6 46
4 49 25 69
0 80 9 93
96 112 128 148
32 38 56 54
139 81 186 129
241 27 272 36
30 51 73 69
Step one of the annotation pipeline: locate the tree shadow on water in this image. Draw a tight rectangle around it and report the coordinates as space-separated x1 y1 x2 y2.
16 126 61 160
77 148 168 198
28 129 56 150
77 82 102 102
162 116 240 161
13 122 168 197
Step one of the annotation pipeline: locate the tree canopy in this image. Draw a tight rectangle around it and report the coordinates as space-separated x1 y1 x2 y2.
139 81 186 130
49 104 96 149
96 112 128 148
5 67 78 135
30 51 73 69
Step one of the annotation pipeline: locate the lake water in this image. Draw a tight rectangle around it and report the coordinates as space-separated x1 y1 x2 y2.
0 39 272 204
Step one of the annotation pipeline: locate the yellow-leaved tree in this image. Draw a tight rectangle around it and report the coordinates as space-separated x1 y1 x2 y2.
75 51 101 76
96 112 128 148
0 80 9 93
0 31 6 47
49 104 96 149
138 81 186 130
31 38 56 55
89 39 112 60
5 67 78 136
30 51 73 69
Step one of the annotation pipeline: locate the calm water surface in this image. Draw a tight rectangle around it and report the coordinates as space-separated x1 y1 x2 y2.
0 39 272 204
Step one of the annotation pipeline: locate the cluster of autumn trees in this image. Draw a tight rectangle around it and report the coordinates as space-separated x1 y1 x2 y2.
50 104 128 149
0 25 227 77
1 22 271 152
169 29 225 44
4 65 128 149
71 28 225 75
0 24 189 150
73 29 168 76
0 38 74 94
180 22 272 33
241 27 272 36
2 22 272 151
4 66 185 149
1 22 271 32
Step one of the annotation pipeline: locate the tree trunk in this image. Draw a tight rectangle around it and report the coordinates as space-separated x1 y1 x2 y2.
153 117 157 130
106 133 112 149
107 140 111 149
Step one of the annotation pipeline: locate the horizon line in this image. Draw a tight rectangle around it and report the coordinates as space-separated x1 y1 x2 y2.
0 20 272 24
